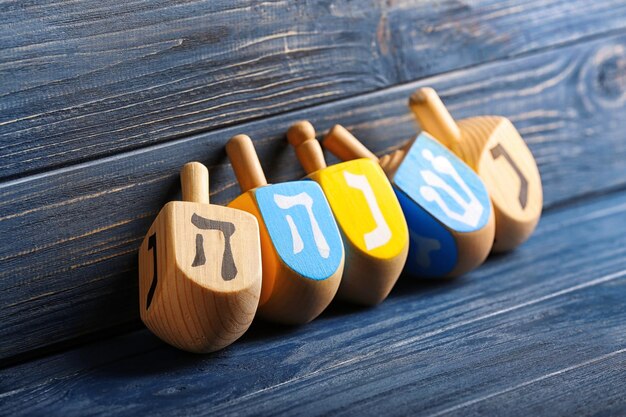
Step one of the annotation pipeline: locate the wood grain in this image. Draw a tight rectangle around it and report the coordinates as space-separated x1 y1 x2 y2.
0 189 624 416
137 162 262 353
2 31 626 361
2 0 626 179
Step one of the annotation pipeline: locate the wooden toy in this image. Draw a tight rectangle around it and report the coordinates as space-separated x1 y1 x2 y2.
138 162 262 353
324 125 495 278
409 87 543 251
287 121 409 305
226 134 344 324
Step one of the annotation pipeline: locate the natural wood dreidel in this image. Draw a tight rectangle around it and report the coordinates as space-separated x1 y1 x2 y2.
226 134 344 324
324 125 494 278
287 121 409 305
138 162 262 353
409 87 543 251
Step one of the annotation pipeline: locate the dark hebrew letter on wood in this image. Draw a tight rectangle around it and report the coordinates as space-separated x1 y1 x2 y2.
146 233 158 310
191 213 238 281
191 234 206 267
490 143 529 209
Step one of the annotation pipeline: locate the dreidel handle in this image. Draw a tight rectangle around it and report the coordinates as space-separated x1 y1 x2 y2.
379 149 406 178
181 162 210 203
409 87 462 149
322 124 379 162
287 121 327 174
226 134 269 192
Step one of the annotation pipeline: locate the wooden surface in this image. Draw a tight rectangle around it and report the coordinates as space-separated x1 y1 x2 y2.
3 30 626 362
2 0 626 180
1 189 624 416
1 0 625 413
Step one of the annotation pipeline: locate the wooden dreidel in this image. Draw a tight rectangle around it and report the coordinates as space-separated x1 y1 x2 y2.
226 134 344 323
409 87 543 252
324 124 495 278
138 162 262 353
287 121 409 305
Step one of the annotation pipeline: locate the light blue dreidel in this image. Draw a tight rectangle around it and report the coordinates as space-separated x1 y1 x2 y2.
227 134 345 323
324 125 495 278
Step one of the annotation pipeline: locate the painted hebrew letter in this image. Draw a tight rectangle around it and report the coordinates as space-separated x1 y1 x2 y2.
273 192 330 258
343 171 392 251
490 143 529 209
419 149 483 228
145 233 158 310
190 213 238 281
409 230 441 269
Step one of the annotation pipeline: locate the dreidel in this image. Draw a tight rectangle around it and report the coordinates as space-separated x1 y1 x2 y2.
324 125 495 278
409 87 543 251
138 162 262 353
226 134 344 324
287 121 409 305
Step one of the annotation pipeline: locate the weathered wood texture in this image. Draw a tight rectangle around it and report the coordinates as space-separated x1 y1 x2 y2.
1 189 625 416
2 31 626 362
2 0 626 179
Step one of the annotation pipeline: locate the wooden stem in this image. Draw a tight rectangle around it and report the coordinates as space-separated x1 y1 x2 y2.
287 121 327 174
226 134 268 192
409 87 462 148
181 162 210 203
322 124 379 162
379 149 406 179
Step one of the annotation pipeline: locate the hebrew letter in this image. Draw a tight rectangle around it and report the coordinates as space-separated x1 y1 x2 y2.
410 231 441 269
419 149 483 227
146 233 158 310
191 234 206 267
490 143 529 209
274 192 330 258
343 171 392 250
191 213 238 281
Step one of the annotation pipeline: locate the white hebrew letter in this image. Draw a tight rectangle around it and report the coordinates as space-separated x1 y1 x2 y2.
343 171 392 251
274 192 330 258
419 149 483 227
409 230 441 268
284 215 304 254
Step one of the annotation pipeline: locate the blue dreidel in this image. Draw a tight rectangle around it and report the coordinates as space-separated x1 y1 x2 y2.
324 125 495 278
410 87 543 252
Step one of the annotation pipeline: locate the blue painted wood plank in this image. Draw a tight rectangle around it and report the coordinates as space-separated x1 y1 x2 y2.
438 353 626 416
2 0 626 179
2 31 626 361
0 189 624 416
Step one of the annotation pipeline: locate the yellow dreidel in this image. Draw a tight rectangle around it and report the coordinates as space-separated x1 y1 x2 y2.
226 134 344 324
410 87 543 251
138 162 262 353
287 121 409 305
324 125 495 278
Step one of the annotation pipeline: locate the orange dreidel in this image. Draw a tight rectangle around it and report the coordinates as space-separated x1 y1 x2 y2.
324 125 495 279
226 134 344 324
138 162 262 353
410 87 543 251
287 121 409 305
